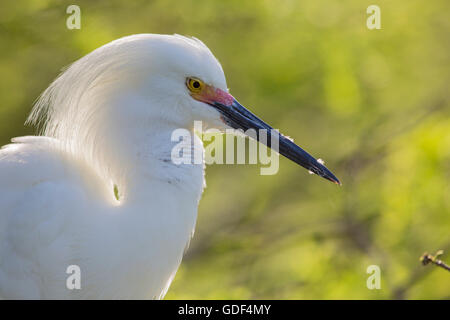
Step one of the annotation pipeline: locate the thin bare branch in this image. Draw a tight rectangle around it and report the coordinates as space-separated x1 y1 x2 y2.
420 250 450 272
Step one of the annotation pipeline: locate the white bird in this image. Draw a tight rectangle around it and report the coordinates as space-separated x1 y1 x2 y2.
0 34 339 299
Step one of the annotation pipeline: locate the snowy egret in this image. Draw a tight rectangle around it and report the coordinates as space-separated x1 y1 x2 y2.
0 34 339 299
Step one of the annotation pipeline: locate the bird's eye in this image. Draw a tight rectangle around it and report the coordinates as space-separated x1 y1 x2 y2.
186 78 204 93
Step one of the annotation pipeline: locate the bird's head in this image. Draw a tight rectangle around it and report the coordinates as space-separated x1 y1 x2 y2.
29 34 340 185
141 34 340 184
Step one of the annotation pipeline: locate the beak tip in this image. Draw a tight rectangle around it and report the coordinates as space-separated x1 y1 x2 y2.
320 169 341 186
327 176 341 186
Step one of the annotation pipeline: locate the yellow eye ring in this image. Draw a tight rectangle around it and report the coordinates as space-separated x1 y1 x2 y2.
186 77 204 93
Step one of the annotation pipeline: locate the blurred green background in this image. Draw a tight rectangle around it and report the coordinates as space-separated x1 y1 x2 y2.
0 0 449 299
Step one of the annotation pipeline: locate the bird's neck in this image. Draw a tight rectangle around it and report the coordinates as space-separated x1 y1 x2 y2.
110 122 205 205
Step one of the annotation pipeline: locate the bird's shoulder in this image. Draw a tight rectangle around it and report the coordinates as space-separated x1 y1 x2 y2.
0 136 71 185
0 135 95 232
0 136 98 217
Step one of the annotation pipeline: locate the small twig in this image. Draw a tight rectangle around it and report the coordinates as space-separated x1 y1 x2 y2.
420 250 450 272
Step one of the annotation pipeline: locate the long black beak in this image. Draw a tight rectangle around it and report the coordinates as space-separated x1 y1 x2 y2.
213 99 341 185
